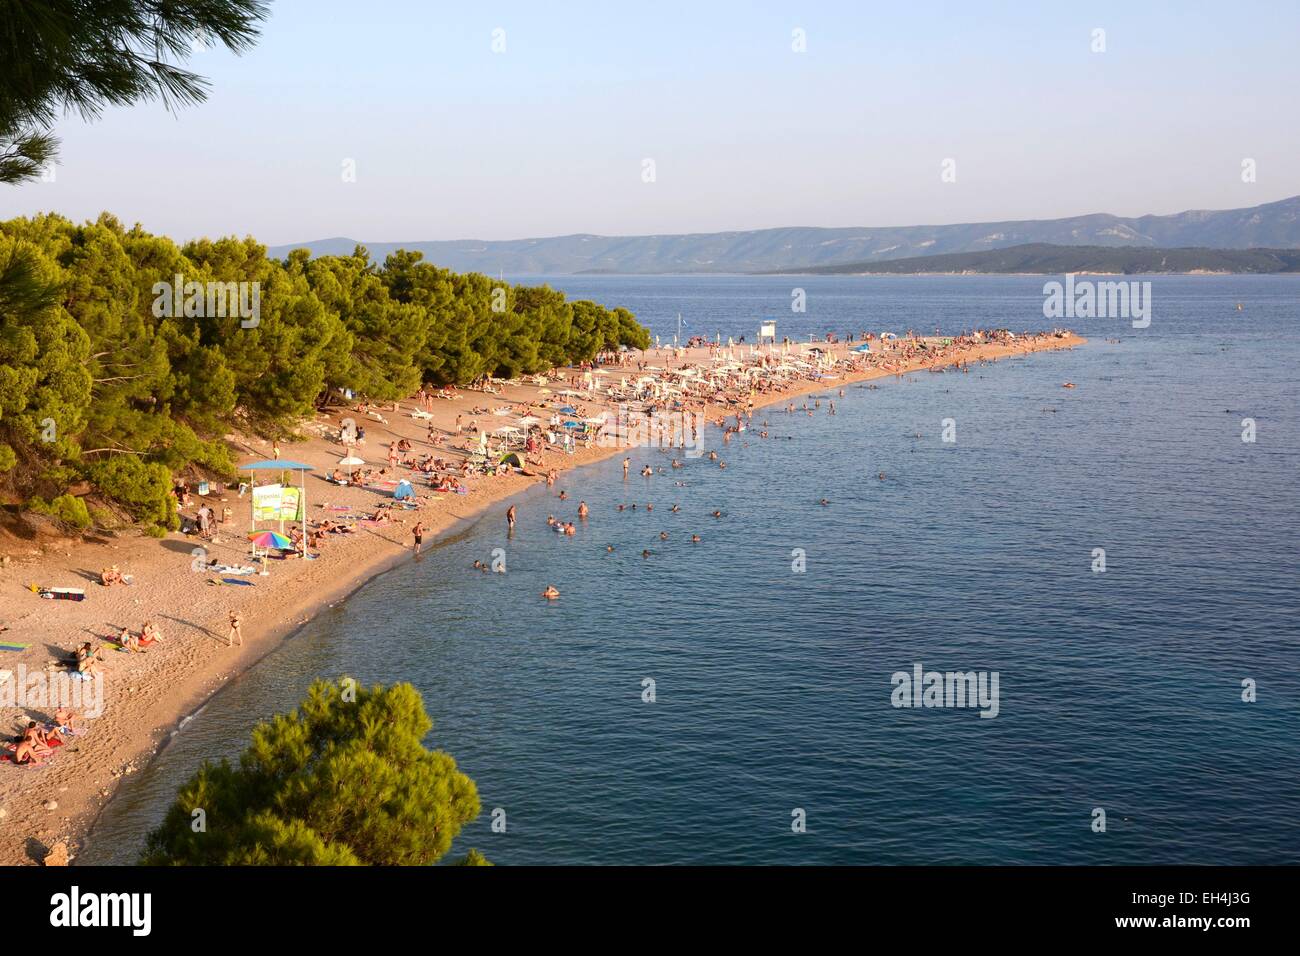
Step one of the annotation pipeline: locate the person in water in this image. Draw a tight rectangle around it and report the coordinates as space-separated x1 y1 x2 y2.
542 585 560 599
577 501 589 518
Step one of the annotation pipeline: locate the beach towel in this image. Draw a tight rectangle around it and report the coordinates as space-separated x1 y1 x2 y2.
0 642 29 652
221 578 257 586
0 752 46 767
37 587 86 601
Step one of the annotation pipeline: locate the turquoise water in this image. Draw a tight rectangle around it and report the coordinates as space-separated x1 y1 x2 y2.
84 276 1300 865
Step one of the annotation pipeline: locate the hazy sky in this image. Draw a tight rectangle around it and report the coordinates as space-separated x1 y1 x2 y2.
4 0 1298 245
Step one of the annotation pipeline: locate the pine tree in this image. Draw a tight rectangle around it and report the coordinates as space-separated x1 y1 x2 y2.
0 0 268 186
142 679 486 866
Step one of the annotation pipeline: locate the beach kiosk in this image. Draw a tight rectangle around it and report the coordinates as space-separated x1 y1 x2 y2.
238 459 312 561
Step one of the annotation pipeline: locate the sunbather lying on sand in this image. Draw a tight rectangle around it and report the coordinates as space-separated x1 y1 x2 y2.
53 706 77 733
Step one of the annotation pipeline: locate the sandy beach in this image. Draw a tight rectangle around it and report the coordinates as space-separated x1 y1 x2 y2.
0 331 1083 865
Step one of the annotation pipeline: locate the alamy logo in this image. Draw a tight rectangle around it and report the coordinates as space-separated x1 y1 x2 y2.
0 665 104 717
891 663 1000 719
49 886 151 936
1043 274 1151 328
595 404 706 458
152 274 260 327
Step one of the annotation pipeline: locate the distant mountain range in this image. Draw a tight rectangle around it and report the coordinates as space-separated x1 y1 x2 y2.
773 243 1300 276
267 195 1300 275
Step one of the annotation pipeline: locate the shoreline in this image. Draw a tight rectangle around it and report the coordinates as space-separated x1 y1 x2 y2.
0 333 1084 866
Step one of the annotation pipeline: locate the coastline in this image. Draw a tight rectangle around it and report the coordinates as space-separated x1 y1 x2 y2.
0 333 1084 866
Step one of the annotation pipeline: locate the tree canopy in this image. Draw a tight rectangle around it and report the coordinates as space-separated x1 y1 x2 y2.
0 213 650 532
0 0 269 186
141 679 486 866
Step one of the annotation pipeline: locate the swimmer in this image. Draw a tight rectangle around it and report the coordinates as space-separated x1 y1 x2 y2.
659 531 669 540
691 534 701 543
820 498 830 506
711 510 722 518
577 501 589 518
542 585 560 600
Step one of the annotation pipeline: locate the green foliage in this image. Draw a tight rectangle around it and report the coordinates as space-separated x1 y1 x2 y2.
28 493 92 529
141 680 482 866
86 456 177 533
0 0 269 186
0 215 650 528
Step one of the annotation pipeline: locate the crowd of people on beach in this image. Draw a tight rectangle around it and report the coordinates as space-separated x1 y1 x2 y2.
6 327 1075 782
3 707 80 767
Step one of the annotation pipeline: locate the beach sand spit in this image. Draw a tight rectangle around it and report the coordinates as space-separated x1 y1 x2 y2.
0 333 1083 865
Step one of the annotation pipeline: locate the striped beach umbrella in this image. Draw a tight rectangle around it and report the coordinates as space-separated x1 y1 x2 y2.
247 530 293 550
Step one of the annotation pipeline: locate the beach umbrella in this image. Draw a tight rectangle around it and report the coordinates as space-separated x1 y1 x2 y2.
562 420 583 429
338 454 364 477
559 405 578 415
516 415 541 427
248 530 293 550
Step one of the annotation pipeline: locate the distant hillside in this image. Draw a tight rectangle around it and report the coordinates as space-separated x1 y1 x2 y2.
268 196 1300 274
772 243 1300 275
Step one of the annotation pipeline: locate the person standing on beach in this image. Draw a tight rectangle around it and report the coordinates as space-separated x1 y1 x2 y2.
507 505 516 532
227 611 243 648
623 457 630 478
412 521 425 555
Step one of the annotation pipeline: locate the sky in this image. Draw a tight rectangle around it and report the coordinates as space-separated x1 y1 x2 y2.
4 0 1298 245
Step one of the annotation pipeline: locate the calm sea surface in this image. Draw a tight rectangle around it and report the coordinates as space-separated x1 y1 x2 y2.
84 275 1300 865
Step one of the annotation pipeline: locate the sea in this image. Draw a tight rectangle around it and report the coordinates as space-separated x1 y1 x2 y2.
82 274 1300 865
